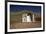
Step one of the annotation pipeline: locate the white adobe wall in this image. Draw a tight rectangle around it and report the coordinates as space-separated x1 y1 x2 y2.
27 15 31 22
22 14 32 22
33 14 35 22
22 14 27 22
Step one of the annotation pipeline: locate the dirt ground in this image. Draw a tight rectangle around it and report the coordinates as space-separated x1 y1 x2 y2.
10 21 41 29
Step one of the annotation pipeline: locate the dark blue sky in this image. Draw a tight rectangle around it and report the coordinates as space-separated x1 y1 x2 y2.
10 5 41 13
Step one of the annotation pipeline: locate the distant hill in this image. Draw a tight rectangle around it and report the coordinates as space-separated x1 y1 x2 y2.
10 10 41 16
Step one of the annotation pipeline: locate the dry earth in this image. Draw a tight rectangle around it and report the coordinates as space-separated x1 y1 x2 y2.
10 21 41 29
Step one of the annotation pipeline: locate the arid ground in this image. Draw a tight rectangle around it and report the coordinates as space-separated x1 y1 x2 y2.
10 22 41 29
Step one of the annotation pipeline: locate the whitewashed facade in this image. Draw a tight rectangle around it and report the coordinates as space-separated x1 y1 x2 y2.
22 13 35 22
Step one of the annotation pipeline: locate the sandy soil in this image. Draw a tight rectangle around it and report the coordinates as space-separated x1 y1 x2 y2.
10 21 41 29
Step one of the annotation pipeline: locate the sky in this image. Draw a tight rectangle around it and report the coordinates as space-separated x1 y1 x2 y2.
10 5 41 13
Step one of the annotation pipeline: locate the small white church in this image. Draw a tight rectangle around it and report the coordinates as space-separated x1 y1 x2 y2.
22 13 35 22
